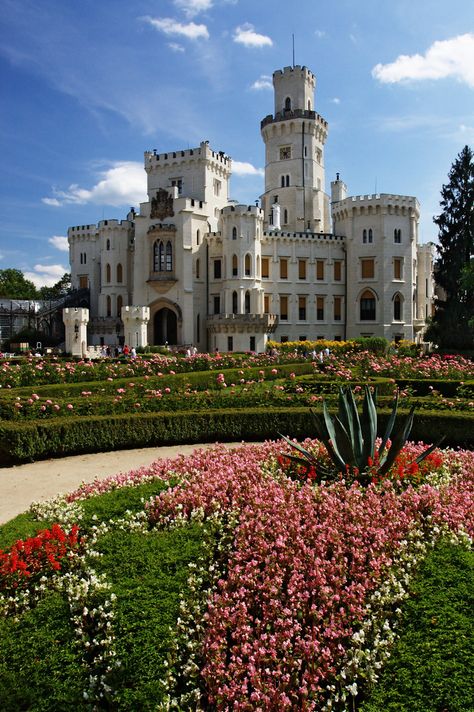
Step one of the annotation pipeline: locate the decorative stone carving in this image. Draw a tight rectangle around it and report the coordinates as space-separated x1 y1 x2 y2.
150 189 174 220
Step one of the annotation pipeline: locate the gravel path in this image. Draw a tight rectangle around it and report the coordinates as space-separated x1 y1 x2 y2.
0 443 240 525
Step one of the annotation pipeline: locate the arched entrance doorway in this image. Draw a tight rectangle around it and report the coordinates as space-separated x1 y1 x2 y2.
154 308 177 345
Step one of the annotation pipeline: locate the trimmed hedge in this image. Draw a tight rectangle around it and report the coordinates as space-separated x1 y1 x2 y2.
1 362 315 401
1 407 472 466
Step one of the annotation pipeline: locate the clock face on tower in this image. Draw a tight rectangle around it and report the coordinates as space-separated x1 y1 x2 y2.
280 146 291 160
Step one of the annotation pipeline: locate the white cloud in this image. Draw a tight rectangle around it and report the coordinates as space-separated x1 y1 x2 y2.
250 74 272 90
42 161 147 208
168 42 185 52
174 0 213 17
25 264 68 288
142 16 209 40
232 161 264 177
233 24 272 48
315 30 326 39
331 97 341 104
48 236 69 252
372 33 474 87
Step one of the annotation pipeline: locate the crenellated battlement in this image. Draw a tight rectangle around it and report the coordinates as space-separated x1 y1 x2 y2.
332 193 420 221
273 65 315 85
145 140 231 170
221 204 263 218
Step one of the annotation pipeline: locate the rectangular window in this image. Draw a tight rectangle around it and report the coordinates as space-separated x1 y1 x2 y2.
213 179 221 196
280 258 288 280
79 275 88 289
227 336 233 352
298 296 307 321
317 296 324 321
264 294 270 314
394 258 402 280
250 336 256 352
171 178 183 194
281 335 289 343
316 260 324 280
213 259 222 279
361 259 375 279
213 295 220 315
280 146 291 160
262 257 269 278
280 295 288 320
334 296 342 321
298 259 307 280
333 261 342 281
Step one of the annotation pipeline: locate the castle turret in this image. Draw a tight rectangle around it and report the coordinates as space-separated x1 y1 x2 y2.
260 66 330 233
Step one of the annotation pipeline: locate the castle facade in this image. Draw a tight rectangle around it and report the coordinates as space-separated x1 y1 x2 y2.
68 65 434 352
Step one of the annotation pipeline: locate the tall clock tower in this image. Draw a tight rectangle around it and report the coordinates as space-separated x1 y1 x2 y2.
260 65 330 232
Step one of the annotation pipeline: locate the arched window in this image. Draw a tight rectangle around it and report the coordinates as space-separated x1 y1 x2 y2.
106 239 110 251
116 263 123 283
308 100 311 111
245 291 251 314
106 263 111 283
232 226 237 240
281 175 285 188
117 295 123 317
196 258 200 279
232 290 238 314
368 228 373 243
153 241 160 271
360 290 376 321
196 229 201 246
83 253 86 264
165 241 172 271
285 97 291 111
394 229 401 243
244 254 251 276
106 295 111 317
285 175 290 187
393 294 402 321
232 254 238 277
363 229 367 244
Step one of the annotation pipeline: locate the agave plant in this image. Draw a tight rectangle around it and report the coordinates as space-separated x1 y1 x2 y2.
280 385 443 486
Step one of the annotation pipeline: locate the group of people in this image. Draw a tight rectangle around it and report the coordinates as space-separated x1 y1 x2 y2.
99 344 137 358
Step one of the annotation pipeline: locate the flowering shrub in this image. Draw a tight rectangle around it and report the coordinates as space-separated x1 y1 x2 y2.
0 524 82 593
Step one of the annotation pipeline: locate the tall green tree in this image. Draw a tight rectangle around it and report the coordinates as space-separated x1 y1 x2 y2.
0 268 38 300
38 272 71 300
427 145 474 349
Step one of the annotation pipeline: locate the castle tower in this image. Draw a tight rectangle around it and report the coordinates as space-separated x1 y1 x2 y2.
260 66 330 233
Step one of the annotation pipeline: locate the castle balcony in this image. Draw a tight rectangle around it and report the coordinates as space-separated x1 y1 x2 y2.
261 108 328 130
147 272 178 294
207 313 278 335
413 317 426 332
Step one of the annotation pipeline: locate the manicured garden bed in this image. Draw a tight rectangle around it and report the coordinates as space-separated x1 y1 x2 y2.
0 440 473 710
1 350 473 463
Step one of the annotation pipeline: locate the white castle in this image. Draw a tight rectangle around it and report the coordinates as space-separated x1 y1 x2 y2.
68 64 435 353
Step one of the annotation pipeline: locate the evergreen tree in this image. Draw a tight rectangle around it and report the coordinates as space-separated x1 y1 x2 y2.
427 145 474 349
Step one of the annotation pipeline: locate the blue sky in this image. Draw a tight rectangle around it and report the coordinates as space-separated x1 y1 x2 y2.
1 0 473 286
